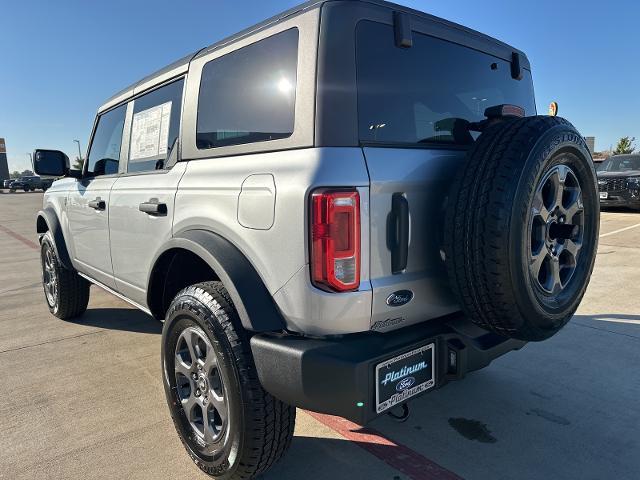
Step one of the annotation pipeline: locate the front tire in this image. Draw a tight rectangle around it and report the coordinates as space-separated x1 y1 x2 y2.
162 281 295 480
40 231 90 319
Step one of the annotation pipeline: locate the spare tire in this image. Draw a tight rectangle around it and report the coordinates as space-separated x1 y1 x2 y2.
444 116 599 341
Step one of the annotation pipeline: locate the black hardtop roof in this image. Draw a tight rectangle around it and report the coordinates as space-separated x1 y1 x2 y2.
99 0 528 112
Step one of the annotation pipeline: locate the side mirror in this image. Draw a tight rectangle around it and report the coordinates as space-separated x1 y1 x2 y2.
33 149 70 177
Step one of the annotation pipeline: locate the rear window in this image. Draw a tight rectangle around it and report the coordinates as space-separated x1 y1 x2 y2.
356 21 536 147
196 28 299 149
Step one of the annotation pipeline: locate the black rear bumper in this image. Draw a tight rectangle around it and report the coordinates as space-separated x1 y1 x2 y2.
250 315 525 425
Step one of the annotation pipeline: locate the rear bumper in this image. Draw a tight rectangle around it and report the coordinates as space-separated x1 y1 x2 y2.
250 314 525 424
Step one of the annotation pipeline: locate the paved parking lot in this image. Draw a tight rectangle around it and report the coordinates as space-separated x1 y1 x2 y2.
0 191 638 480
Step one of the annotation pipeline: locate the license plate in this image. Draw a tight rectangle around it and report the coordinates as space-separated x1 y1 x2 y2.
600 192 608 199
375 344 435 414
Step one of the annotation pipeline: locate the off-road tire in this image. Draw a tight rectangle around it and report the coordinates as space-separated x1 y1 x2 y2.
162 281 295 480
444 116 599 341
40 231 90 319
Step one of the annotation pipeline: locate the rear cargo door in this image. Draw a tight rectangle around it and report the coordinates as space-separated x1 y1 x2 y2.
364 147 464 330
356 20 537 330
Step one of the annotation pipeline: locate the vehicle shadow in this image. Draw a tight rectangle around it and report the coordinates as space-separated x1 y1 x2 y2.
600 206 640 214
67 307 162 334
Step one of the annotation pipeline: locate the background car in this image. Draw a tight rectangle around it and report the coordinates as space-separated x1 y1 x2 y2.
8 175 50 192
597 154 640 210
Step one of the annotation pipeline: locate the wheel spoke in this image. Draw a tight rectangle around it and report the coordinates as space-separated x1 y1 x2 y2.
564 193 583 222
550 258 562 293
201 407 216 444
183 329 204 365
209 391 227 424
182 394 198 419
530 248 547 277
551 168 566 211
563 239 581 258
532 191 550 221
203 343 217 373
175 356 192 378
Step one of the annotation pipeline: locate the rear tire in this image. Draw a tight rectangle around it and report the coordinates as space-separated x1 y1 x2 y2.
162 281 295 480
40 231 90 319
444 116 599 341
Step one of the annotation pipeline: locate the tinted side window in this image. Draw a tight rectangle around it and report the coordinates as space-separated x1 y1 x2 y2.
196 28 298 149
356 21 537 146
87 104 127 176
128 78 184 173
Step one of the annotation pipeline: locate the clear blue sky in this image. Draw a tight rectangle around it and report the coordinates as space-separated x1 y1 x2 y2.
1 0 638 172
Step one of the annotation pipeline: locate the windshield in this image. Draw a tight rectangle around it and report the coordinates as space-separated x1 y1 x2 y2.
597 156 640 172
356 21 536 146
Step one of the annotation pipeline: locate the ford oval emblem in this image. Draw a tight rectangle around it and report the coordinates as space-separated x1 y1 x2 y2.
386 290 414 307
396 376 415 392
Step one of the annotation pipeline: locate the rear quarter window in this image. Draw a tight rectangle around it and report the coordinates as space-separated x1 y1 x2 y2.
196 28 299 150
356 21 536 147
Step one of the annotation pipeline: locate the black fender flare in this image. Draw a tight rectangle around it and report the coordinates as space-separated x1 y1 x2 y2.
149 229 285 332
36 208 73 270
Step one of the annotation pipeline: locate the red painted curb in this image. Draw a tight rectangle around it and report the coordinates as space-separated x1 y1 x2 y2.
0 224 39 250
306 411 463 480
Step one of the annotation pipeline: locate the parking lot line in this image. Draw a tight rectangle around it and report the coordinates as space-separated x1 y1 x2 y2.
307 412 462 480
0 223 39 250
599 222 640 238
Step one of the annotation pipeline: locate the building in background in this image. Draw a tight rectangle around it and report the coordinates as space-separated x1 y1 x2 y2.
584 136 595 155
0 138 10 184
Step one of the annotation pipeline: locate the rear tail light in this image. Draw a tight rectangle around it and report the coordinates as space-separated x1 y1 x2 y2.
310 189 361 292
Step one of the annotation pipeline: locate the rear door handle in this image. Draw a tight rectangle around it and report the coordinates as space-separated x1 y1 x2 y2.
388 193 410 274
139 200 167 216
88 198 106 211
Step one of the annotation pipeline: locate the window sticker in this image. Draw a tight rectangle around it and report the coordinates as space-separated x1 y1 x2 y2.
130 101 172 161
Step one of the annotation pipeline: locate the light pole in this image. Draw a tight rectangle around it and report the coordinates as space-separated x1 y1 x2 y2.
26 153 33 171
73 139 83 162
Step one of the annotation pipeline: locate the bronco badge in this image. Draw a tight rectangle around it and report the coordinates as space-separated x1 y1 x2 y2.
386 290 414 307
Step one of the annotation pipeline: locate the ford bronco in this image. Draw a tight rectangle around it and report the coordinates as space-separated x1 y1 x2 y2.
33 1 599 478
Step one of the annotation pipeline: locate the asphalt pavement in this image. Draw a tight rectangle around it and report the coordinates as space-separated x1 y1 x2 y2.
0 190 638 480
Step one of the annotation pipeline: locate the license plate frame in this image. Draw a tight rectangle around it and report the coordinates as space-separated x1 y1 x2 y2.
375 343 435 414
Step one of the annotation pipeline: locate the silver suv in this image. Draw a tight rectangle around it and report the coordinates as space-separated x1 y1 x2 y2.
33 1 599 478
